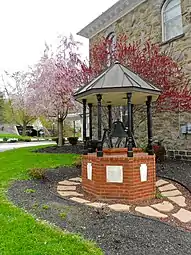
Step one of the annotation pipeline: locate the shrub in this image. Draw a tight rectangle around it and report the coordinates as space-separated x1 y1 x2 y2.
24 188 36 194
68 137 78 145
3 137 8 142
153 142 166 162
156 190 165 199
42 204 50 210
73 156 82 168
90 140 98 152
28 168 46 180
24 138 31 142
18 137 31 142
9 139 17 143
52 137 65 145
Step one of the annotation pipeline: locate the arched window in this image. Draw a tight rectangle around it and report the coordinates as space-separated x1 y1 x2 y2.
106 32 116 67
162 0 183 42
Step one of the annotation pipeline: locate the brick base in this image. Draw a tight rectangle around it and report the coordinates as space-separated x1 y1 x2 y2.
82 149 156 202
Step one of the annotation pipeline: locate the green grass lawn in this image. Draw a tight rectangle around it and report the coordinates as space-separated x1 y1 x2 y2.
0 133 21 138
0 147 103 255
0 133 31 140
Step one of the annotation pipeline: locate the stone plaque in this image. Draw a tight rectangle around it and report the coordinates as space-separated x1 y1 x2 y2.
106 166 123 183
140 164 147 182
87 163 92 180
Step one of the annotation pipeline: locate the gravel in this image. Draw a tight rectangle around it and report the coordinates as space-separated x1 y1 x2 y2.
7 166 191 255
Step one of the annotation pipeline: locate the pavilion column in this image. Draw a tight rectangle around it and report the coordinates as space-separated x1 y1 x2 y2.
97 94 103 157
146 96 154 155
87 103 93 153
127 93 133 157
82 99 87 155
107 105 112 130
131 104 134 135
88 103 93 140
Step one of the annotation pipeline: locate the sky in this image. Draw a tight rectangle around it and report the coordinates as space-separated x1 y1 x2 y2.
0 0 118 73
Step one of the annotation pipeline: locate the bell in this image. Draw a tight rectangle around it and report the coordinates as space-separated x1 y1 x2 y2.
110 119 128 138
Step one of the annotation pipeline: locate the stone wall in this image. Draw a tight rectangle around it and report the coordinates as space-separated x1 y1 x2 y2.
89 0 191 150
167 150 191 161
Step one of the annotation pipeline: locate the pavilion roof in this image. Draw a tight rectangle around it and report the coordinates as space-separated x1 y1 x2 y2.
74 61 161 106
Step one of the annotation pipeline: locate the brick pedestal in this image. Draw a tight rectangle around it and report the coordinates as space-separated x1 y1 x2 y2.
82 149 156 201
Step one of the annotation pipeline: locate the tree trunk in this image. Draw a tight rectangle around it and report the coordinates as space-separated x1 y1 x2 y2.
22 122 27 136
58 117 64 147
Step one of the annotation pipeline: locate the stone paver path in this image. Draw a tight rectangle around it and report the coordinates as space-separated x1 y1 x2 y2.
58 180 80 186
57 178 191 224
135 206 168 218
108 204 130 212
57 186 76 191
151 201 174 212
69 177 82 182
168 196 187 207
57 191 83 197
70 197 90 203
161 190 182 197
158 184 177 192
172 209 191 223
87 202 107 208
156 179 169 187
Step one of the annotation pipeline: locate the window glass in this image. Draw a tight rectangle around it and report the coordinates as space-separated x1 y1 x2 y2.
165 0 179 11
165 15 183 41
162 0 183 41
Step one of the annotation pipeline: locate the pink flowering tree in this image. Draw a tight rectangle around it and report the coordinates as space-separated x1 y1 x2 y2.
2 71 37 135
31 34 84 146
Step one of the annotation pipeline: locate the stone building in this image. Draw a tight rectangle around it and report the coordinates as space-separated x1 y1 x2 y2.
77 0 191 151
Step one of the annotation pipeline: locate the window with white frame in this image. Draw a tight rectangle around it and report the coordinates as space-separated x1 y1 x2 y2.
162 0 183 42
106 32 116 67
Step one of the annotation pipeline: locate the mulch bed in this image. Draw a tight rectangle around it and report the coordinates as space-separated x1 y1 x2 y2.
35 144 84 154
156 160 191 193
7 166 191 255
